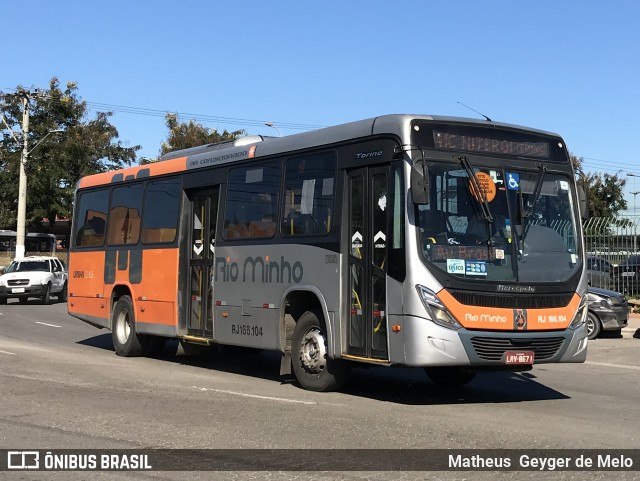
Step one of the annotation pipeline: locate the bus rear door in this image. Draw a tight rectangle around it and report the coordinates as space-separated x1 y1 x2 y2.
187 188 220 338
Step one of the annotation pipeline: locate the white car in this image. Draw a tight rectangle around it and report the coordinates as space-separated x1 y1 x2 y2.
0 256 68 305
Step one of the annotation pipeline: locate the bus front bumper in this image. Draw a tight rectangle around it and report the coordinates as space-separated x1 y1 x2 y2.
397 315 588 367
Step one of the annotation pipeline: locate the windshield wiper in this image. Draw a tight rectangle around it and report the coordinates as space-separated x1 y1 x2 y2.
517 164 547 249
458 155 493 224
523 164 547 219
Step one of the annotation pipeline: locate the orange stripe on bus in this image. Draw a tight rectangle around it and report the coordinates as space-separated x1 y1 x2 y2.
78 157 188 188
437 289 581 331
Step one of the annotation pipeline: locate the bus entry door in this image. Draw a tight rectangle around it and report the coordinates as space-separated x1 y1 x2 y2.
188 188 219 338
347 167 389 360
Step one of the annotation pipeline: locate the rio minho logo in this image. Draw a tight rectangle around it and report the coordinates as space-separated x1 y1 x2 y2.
7 451 39 469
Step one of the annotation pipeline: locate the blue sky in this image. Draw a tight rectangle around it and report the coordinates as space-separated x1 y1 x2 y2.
3 1 640 213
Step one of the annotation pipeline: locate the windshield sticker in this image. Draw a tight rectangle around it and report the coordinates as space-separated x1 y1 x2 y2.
447 259 465 274
495 249 505 260
506 172 520 190
465 261 487 276
559 180 569 191
469 172 496 202
489 170 504 186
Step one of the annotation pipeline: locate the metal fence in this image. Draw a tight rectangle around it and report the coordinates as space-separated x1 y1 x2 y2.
584 216 640 297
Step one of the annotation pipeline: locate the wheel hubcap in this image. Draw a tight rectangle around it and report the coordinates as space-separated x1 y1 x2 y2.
300 327 327 374
115 311 130 345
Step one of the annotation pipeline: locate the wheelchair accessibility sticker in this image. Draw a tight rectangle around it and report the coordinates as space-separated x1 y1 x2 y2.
506 173 520 190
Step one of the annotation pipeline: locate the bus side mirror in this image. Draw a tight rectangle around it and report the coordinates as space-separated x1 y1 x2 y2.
577 184 589 220
411 163 429 205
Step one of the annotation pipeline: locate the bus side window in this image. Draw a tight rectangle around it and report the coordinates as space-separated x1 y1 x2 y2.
74 190 109 247
107 184 143 246
223 162 280 240
282 152 336 237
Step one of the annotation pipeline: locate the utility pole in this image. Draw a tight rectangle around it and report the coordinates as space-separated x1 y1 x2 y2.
15 91 30 260
9 89 61 260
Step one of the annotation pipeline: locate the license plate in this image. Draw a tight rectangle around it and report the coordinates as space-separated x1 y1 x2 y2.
11 287 25 293
505 351 535 365
621 272 635 277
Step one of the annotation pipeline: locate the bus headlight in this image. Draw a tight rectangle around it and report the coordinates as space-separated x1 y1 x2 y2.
416 285 462 330
569 294 589 330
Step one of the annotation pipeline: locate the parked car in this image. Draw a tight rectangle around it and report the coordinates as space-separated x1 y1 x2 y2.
0 256 68 305
586 256 612 289
611 255 640 295
586 287 628 340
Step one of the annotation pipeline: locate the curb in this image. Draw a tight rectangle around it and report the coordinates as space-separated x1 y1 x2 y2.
621 327 639 339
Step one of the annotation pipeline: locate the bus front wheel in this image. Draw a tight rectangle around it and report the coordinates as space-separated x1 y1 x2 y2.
111 295 147 357
424 366 476 387
291 309 349 392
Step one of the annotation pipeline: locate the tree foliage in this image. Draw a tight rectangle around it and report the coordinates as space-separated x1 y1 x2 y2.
572 154 627 218
0 78 139 230
139 113 245 164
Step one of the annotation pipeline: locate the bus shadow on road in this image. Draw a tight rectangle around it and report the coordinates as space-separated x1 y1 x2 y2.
341 368 570 405
76 335 569 405
77 333 116 351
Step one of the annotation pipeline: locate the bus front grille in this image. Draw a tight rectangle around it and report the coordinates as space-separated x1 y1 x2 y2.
449 290 573 309
470 336 565 361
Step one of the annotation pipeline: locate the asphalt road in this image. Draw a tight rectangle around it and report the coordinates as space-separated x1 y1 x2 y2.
1 299 640 481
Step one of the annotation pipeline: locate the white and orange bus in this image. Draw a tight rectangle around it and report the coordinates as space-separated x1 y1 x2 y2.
68 115 589 391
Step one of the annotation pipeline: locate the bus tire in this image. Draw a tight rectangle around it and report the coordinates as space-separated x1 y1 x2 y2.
111 295 147 357
291 309 349 392
424 366 476 387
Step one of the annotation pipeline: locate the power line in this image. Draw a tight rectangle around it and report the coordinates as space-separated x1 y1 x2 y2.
2 87 324 132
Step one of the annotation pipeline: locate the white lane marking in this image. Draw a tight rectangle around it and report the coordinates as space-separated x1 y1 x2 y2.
586 361 640 372
35 321 62 328
0 349 16 355
193 386 317 405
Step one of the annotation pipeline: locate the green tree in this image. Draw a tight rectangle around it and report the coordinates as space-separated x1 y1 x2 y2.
0 78 139 230
139 113 245 164
572 154 627 218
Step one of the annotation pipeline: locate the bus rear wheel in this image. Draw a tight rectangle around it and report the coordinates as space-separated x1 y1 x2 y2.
291 309 349 392
424 366 476 387
111 295 147 357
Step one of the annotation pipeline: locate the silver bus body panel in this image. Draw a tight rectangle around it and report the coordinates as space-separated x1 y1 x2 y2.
212 244 340 351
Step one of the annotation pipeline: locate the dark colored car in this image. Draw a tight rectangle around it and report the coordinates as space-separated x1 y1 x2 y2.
586 287 628 340
586 256 612 289
611 255 640 295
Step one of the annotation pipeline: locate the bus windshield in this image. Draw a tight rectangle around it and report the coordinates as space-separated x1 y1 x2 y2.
417 164 580 283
